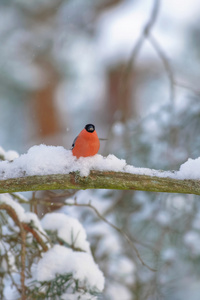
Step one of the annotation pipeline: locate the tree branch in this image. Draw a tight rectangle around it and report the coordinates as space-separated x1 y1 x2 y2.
65 199 156 271
0 203 49 252
0 170 200 195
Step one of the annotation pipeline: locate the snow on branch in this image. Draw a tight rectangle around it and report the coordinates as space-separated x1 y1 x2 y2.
0 145 200 195
0 194 49 252
0 194 105 299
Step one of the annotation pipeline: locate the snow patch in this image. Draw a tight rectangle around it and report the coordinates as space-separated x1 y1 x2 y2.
0 146 19 161
0 144 200 180
0 194 48 243
176 157 200 179
41 213 90 253
33 244 105 291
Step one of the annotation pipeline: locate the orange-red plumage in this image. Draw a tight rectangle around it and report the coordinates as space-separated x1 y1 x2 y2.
72 124 100 158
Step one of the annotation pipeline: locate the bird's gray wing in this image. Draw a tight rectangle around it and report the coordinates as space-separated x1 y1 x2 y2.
71 136 78 150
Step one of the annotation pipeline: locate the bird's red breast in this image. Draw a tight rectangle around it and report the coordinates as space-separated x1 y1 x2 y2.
72 124 100 158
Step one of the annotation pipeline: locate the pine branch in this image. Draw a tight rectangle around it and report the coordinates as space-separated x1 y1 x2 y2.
0 203 49 252
0 170 199 195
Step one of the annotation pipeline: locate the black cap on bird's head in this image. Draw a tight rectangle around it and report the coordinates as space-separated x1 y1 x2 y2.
85 124 95 133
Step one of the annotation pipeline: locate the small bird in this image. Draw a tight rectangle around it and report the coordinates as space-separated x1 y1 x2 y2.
71 124 100 158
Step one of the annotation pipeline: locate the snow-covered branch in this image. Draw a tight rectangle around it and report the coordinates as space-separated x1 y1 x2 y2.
0 194 105 299
1 144 200 195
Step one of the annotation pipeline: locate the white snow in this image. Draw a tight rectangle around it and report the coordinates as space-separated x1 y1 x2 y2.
0 145 72 178
33 244 105 291
0 193 25 221
4 285 20 300
0 193 48 243
0 193 104 297
176 157 200 180
0 144 200 180
0 146 19 161
4 150 19 161
41 212 91 253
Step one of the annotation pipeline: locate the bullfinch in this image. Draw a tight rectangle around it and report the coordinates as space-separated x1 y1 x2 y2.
71 124 100 158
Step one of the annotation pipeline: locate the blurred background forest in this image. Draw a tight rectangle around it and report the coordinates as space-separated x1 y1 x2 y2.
1 0 200 299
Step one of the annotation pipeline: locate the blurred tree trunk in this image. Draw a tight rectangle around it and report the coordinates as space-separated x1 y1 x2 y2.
107 63 138 123
32 58 62 144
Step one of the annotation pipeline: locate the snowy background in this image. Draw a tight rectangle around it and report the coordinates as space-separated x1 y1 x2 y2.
1 0 200 299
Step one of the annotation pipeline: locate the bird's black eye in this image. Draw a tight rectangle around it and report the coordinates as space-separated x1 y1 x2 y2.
85 124 95 133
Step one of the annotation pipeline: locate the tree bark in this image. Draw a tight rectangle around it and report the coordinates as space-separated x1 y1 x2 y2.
0 171 200 195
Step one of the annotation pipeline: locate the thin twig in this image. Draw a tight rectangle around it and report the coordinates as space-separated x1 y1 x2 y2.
29 195 154 250
174 80 200 96
10 193 28 204
125 0 160 75
29 195 156 269
65 200 156 272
